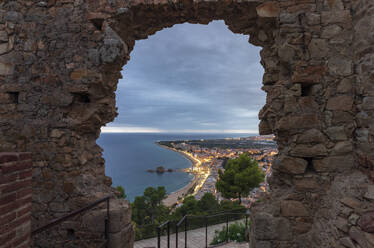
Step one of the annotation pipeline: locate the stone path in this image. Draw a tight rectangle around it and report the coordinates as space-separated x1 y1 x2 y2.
134 220 248 248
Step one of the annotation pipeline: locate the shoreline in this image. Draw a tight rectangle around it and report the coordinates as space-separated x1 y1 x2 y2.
157 143 200 207
158 143 198 168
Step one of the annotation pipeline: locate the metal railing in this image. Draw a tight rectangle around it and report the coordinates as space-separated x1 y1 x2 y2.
32 196 111 246
157 209 250 248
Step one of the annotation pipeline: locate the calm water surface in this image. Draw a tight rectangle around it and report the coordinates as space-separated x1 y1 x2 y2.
97 133 251 201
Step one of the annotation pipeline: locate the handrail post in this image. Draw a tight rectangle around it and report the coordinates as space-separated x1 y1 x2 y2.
205 216 208 248
157 227 161 248
226 215 229 243
184 216 187 248
105 198 110 244
245 214 248 241
167 221 170 248
176 225 178 248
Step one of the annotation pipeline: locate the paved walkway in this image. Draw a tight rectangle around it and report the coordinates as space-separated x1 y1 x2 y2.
134 220 248 248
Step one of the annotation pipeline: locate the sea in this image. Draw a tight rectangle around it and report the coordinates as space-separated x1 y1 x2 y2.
97 133 253 202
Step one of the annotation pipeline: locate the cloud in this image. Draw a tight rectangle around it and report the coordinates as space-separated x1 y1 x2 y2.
101 126 164 133
110 20 265 133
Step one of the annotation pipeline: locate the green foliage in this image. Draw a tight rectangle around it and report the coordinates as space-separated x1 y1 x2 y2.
210 222 248 245
132 188 248 241
131 186 167 225
216 154 265 203
197 192 220 213
115 185 127 199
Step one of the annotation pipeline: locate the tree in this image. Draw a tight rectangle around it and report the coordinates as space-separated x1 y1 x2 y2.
215 154 265 204
132 196 148 225
197 192 219 214
174 195 198 217
143 186 167 223
115 185 127 199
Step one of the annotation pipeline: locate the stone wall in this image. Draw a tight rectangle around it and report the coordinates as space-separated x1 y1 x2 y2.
0 153 32 248
0 0 373 247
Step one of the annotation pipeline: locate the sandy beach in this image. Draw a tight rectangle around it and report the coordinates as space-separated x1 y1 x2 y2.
157 144 201 207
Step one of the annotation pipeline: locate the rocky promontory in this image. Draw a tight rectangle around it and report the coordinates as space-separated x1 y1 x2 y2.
147 166 174 173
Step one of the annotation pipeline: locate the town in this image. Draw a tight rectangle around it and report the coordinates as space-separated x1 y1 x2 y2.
158 135 277 207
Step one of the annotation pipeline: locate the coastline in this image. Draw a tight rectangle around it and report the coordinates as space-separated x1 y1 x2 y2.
157 143 200 207
158 144 198 168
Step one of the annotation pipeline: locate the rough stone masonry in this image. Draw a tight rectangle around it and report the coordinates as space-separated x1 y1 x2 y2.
0 0 373 247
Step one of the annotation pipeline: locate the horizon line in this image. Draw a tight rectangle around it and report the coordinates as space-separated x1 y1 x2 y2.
101 126 259 134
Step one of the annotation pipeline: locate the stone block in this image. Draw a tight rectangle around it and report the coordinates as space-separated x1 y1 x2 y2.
331 141 353 155
306 13 320 25
339 237 355 248
326 95 353 111
348 213 360 225
275 156 308 175
253 212 277 240
256 2 279 17
70 69 88 80
294 178 319 191
50 129 64 138
364 185 374 200
0 42 9 55
293 221 312 234
292 66 326 84
322 24 343 39
308 38 328 58
364 232 374 246
296 129 326 144
326 126 347 141
340 197 362 209
362 97 374 110
0 62 12 75
328 56 353 76
335 216 348 233
0 31 8 42
108 224 134 248
313 155 354 172
108 205 131 233
276 114 321 131
337 78 353 93
358 211 374 233
259 120 273 135
281 200 309 217
290 144 327 157
253 212 292 241
349 226 369 248
321 10 351 24
255 241 271 248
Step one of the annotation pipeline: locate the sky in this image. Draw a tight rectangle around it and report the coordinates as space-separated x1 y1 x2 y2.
102 20 265 134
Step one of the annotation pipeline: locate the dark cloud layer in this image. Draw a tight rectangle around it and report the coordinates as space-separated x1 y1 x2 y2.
104 20 265 133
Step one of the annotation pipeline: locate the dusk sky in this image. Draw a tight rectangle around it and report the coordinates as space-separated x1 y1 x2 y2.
102 20 265 133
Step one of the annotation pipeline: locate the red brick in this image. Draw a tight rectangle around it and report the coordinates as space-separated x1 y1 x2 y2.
0 172 18 185
2 181 31 194
0 201 18 215
9 215 31 231
0 153 19 164
12 233 30 247
18 242 31 248
18 170 32 180
18 153 32 160
16 161 32 172
0 212 16 226
0 193 17 206
1 161 31 175
16 187 32 199
16 196 32 207
1 162 20 174
0 230 16 244
5 214 31 232
17 205 31 218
